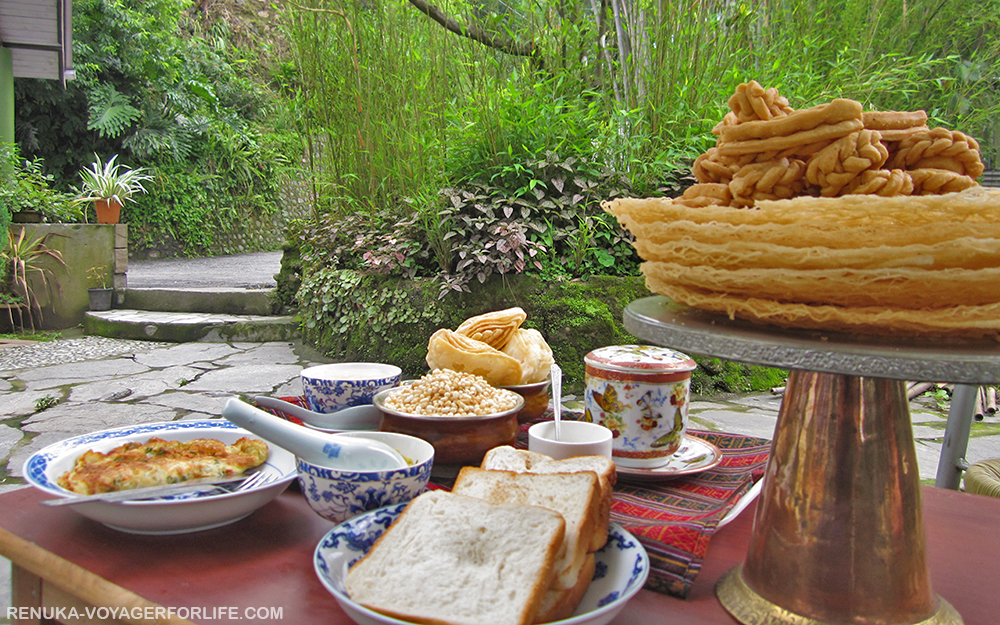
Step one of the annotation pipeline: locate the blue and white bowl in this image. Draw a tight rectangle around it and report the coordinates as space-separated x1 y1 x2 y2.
314 503 650 625
296 431 434 524
301 363 402 414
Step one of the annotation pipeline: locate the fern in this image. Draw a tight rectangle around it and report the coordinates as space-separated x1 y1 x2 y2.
86 84 142 139
123 103 197 162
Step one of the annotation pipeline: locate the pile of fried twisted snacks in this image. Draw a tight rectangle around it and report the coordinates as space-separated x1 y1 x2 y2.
687 81 984 207
602 81 1000 337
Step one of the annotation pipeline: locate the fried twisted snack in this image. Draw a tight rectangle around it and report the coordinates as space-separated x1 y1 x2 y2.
863 110 927 132
729 158 808 206
846 169 915 196
909 168 979 195
693 148 742 184
805 130 890 196
675 183 733 208
890 128 985 178
717 119 864 157
727 80 794 122
602 82 996 337
718 99 863 143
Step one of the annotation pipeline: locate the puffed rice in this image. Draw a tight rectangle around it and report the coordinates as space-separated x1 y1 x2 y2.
384 369 521 416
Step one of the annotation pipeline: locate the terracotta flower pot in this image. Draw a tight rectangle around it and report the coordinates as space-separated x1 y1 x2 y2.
93 198 123 224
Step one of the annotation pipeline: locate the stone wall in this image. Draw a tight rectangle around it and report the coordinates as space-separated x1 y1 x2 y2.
8 223 123 330
129 183 313 260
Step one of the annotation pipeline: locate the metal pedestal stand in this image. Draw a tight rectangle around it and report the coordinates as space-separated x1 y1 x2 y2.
624 297 1000 625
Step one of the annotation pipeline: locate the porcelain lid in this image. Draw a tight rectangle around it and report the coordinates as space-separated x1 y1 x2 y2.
584 345 696 373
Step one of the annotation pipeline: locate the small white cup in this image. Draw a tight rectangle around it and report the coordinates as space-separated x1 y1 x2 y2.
528 421 613 461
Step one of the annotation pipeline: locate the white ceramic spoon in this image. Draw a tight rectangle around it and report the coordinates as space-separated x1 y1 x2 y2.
252 396 381 431
222 399 407 471
550 364 563 441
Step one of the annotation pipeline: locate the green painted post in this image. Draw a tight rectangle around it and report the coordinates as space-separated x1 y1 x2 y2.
0 47 13 144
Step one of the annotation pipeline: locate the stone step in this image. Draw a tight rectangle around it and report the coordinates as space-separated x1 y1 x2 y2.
84 309 300 343
124 287 275 316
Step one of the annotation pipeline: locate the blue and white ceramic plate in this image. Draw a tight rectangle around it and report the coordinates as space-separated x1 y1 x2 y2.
314 503 650 625
23 419 296 535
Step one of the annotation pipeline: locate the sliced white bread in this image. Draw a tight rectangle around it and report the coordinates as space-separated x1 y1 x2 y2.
346 490 565 625
534 553 595 624
481 445 616 551
452 466 600 591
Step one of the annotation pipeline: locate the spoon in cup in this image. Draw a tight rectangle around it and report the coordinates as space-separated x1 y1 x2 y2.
551 364 563 441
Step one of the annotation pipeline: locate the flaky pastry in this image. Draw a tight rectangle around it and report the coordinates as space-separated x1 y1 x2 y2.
426 328 523 387
501 328 555 385
455 307 527 350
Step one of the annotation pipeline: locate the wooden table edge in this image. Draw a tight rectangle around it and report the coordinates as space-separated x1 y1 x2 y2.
0 525 195 625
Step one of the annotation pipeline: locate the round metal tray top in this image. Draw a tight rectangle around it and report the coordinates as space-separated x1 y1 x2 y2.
624 296 1000 384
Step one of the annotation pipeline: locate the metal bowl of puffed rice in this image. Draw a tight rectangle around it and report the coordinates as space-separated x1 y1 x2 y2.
373 369 525 466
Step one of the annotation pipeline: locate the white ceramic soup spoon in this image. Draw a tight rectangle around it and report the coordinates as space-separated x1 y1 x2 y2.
252 396 380 431
222 399 407 471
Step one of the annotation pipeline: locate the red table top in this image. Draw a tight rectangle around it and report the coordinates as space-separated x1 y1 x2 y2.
1 484 998 624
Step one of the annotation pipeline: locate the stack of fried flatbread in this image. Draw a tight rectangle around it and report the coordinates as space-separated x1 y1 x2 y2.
603 82 1000 338
426 307 555 385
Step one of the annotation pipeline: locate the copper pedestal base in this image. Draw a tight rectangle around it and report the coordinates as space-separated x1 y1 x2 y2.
717 565 961 625
717 370 963 625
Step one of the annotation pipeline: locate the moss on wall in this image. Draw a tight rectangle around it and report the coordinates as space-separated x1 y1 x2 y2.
296 267 787 396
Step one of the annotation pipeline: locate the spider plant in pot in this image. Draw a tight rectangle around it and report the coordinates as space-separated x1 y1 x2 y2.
1 228 67 332
85 264 113 311
74 154 153 224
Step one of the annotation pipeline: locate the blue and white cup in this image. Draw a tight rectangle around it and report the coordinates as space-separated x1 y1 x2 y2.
301 363 402 414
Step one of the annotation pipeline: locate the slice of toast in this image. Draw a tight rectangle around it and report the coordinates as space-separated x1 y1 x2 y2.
452 466 601 591
346 490 565 625
534 553 596 624
481 445 616 551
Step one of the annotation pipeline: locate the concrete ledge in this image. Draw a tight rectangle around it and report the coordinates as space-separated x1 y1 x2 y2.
124 287 274 316
84 310 300 343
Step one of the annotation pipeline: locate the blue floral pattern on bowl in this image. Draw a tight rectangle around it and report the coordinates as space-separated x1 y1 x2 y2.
313 503 650 625
301 363 401 414
296 431 433 524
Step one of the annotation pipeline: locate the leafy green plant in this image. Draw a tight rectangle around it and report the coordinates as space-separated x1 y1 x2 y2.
86 265 111 289
34 395 59 412
930 388 952 412
1 228 67 332
13 0 297 253
74 154 153 205
0 145 81 223
299 148 650 302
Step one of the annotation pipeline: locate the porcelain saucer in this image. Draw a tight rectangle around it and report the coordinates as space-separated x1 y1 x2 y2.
615 434 722 481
